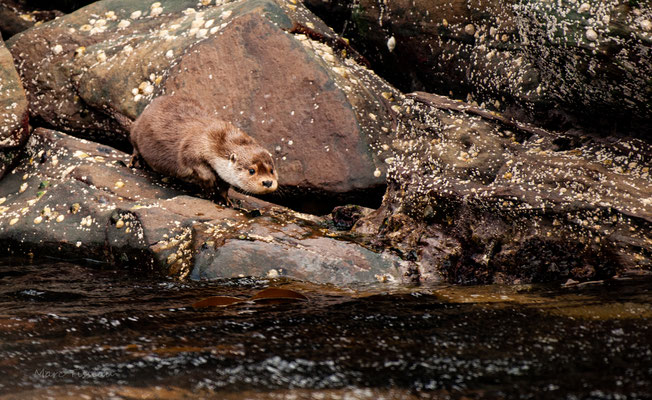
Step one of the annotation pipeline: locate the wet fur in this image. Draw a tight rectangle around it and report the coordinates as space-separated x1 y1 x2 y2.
129 95 277 204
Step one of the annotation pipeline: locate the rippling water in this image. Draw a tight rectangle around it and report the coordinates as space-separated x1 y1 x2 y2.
0 258 651 399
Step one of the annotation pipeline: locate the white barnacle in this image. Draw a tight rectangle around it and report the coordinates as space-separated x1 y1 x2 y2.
266 269 279 278
464 24 475 35
130 10 142 19
117 19 131 28
386 36 396 52
165 49 174 58
196 28 208 38
585 28 598 41
52 44 63 54
150 6 163 17
641 19 652 32
96 51 107 62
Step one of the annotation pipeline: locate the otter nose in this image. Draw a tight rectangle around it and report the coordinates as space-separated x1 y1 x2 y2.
262 180 273 188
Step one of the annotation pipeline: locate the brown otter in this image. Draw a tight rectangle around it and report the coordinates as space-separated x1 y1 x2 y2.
129 94 278 205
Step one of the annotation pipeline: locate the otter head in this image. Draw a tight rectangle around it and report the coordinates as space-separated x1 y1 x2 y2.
206 123 279 195
225 150 278 194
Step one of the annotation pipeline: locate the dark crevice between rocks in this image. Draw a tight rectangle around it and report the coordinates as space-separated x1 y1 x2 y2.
259 184 386 216
0 1 63 39
6 0 95 14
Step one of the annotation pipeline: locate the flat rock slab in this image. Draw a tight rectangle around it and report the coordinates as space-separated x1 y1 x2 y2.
0 128 405 285
7 0 400 206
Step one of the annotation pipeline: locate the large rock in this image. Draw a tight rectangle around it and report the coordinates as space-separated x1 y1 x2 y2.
7 0 400 212
0 35 29 180
352 92 651 284
304 0 652 136
513 0 652 134
0 128 405 285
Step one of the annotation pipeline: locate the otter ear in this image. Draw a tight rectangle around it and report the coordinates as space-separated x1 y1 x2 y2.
229 153 237 163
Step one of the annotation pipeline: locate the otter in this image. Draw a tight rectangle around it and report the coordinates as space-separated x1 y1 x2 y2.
128 94 278 205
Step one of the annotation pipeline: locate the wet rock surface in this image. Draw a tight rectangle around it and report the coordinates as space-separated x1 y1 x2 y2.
0 0 649 286
353 92 651 284
0 35 28 180
304 0 652 136
6 0 398 210
0 128 404 285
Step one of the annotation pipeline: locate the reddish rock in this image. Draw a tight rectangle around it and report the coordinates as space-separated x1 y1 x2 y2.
7 0 399 210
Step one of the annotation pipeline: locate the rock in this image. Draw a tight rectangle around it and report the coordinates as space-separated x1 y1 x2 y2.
303 0 544 120
353 93 651 284
331 204 373 231
6 0 400 212
0 35 29 180
513 0 652 135
0 128 406 286
303 0 651 137
0 1 62 39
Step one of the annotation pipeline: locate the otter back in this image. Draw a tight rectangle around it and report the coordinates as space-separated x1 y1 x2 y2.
129 95 278 204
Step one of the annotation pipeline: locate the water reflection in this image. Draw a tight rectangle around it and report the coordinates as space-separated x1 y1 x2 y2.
0 259 650 399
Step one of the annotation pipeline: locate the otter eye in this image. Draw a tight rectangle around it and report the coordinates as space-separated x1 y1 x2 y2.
248 168 255 175
270 168 274 175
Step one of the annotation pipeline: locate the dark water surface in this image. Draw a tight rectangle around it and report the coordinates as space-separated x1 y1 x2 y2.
0 258 651 399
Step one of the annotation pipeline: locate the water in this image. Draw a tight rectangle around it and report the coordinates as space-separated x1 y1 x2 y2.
0 258 651 399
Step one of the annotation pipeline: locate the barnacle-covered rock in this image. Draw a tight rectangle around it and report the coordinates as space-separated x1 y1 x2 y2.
304 0 651 136
0 35 28 180
513 0 652 134
353 92 651 284
0 128 405 285
6 0 400 211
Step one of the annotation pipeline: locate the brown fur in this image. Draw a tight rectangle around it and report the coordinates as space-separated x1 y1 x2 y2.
129 94 278 204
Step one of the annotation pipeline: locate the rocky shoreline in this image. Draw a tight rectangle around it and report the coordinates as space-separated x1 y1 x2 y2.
1 0 650 285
